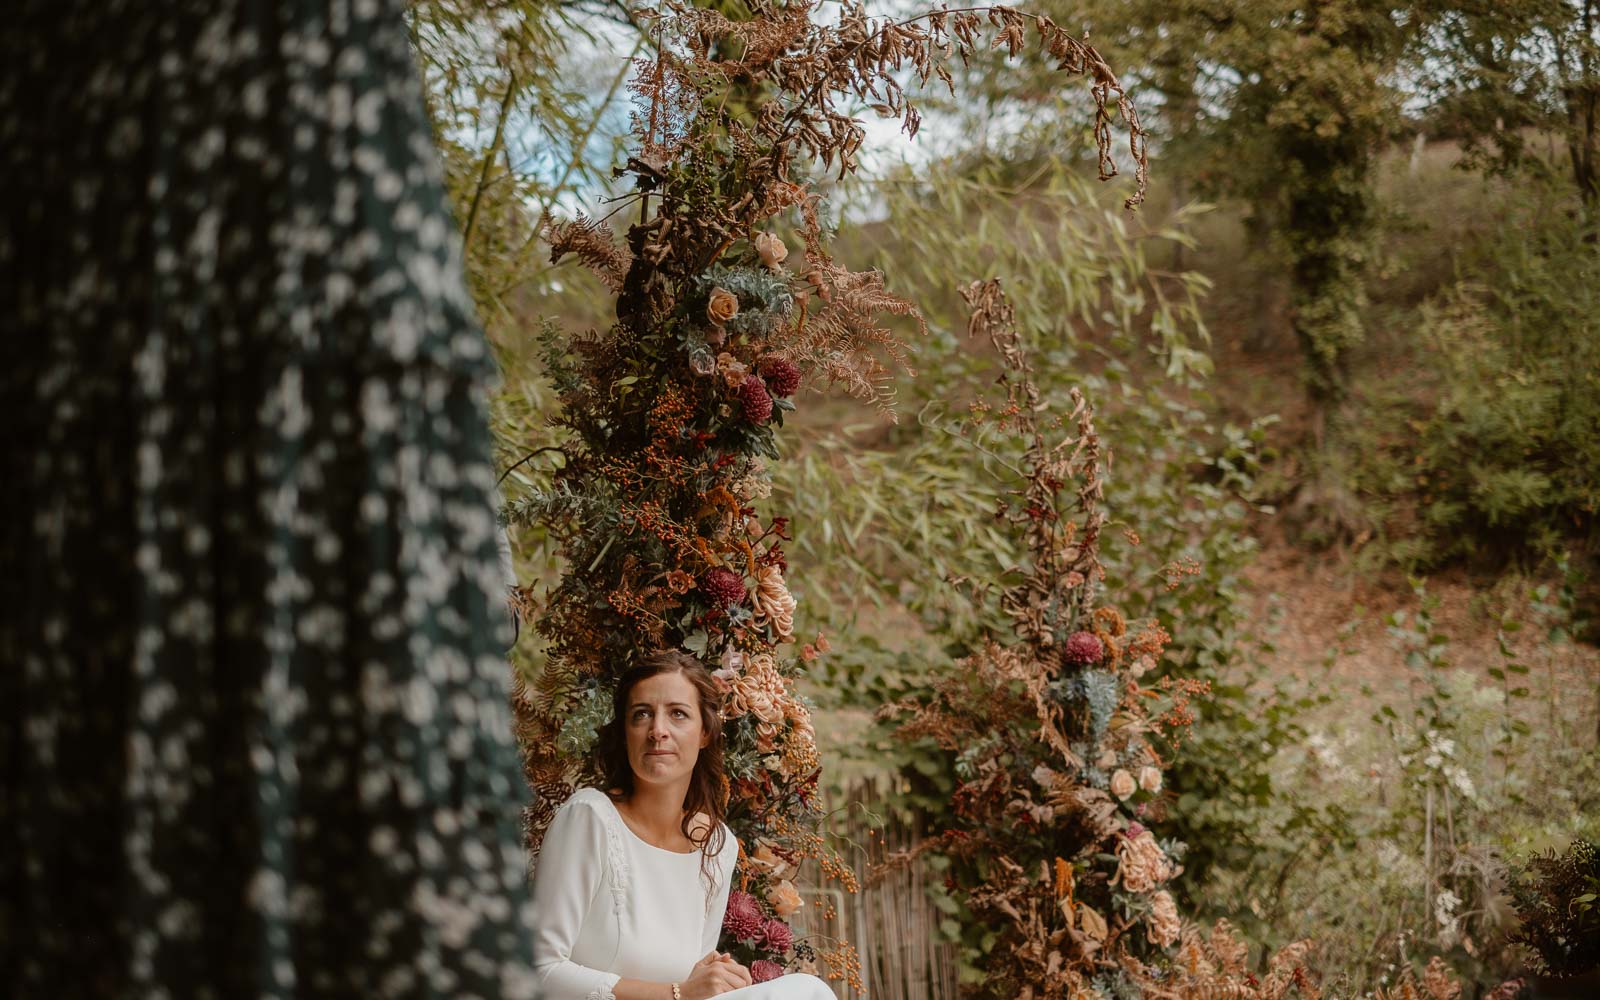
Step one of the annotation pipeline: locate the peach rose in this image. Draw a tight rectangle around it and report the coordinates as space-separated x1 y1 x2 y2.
754 232 789 269
707 287 739 325
1139 766 1163 794
1110 768 1136 800
767 879 804 917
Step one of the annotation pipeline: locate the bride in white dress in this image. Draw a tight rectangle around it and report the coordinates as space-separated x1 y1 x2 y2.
532 650 838 1000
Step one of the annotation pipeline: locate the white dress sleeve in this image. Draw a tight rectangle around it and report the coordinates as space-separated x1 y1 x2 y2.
700 826 740 956
532 797 624 1000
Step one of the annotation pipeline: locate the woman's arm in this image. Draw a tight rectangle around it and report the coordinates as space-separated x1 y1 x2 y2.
614 954 751 1000
531 797 626 1000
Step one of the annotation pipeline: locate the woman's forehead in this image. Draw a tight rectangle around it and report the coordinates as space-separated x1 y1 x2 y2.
630 670 697 702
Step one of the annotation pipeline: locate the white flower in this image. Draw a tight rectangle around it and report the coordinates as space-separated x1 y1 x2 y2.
1138 766 1162 794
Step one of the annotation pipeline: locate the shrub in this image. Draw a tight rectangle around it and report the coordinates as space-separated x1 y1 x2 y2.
1505 839 1600 977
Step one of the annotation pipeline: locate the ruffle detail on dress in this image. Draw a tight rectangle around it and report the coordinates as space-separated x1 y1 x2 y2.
585 988 616 1000
599 806 631 917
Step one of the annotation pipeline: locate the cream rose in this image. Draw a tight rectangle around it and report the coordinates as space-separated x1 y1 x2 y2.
1109 768 1137 800
707 287 739 325
1139 766 1163 794
754 232 789 269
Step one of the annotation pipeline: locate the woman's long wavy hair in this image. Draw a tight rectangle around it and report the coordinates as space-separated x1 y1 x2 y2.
597 650 729 887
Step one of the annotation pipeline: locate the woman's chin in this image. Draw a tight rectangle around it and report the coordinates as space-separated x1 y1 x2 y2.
634 758 688 782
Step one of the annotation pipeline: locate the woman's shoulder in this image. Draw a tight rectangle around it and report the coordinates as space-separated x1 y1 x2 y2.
714 819 740 864
556 786 620 822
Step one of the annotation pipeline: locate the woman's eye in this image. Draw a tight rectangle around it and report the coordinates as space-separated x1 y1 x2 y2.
672 709 689 720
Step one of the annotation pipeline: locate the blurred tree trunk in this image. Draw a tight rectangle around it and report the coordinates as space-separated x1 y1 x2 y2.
1 1 537 995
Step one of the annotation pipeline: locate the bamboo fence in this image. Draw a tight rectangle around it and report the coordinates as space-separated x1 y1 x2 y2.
794 778 960 1000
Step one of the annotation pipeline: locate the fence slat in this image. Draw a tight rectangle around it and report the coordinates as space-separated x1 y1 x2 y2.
799 778 959 999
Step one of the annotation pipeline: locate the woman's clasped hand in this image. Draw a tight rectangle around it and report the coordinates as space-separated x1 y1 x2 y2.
681 950 752 998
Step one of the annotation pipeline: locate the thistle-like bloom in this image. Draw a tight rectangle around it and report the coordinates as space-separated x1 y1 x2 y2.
759 917 794 953
760 357 802 397
1062 630 1104 666
740 374 774 422
723 890 764 941
751 959 786 983
701 567 746 608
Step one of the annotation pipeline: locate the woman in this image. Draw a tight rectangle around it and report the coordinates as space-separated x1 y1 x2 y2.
533 651 838 1000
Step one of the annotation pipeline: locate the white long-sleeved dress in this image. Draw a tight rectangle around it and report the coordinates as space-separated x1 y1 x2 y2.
532 788 838 1000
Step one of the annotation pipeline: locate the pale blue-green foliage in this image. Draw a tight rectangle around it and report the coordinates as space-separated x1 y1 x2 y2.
556 682 614 759
695 265 794 340
1057 669 1120 745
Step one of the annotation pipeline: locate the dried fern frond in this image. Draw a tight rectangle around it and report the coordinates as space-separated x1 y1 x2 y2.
546 213 632 292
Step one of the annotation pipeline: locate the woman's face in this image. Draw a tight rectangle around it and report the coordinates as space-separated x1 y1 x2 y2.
624 670 709 789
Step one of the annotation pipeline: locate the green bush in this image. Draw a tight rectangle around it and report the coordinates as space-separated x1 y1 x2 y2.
1412 196 1600 567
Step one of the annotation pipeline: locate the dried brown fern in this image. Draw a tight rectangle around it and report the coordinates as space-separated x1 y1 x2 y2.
545 213 632 292
1129 921 1320 1000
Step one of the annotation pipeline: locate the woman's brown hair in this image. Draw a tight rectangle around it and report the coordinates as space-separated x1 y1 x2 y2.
596 649 729 883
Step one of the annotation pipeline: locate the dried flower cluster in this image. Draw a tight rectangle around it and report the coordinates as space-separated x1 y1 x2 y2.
508 0 1149 981
878 281 1239 998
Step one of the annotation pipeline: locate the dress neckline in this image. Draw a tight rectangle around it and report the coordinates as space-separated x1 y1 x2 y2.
599 792 703 858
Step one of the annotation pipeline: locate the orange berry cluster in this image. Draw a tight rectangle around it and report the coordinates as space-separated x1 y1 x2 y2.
820 942 864 994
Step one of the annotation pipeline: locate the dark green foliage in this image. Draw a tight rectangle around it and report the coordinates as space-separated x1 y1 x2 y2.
1412 199 1600 567
1505 839 1600 976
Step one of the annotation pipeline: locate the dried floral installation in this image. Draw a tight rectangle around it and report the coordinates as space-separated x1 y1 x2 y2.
508 0 1149 985
877 281 1320 999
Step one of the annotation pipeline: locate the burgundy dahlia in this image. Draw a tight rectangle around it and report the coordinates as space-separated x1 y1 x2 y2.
740 373 774 423
751 960 785 984
759 357 802 397
1061 630 1104 666
701 567 746 608
723 890 764 941
758 917 794 953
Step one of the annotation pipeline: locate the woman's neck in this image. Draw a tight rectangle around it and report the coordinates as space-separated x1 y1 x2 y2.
616 781 692 845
